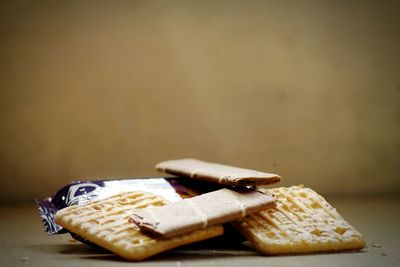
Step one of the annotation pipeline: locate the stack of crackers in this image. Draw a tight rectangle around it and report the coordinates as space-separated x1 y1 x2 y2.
55 158 365 261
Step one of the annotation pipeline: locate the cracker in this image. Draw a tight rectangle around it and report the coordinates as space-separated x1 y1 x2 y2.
54 191 223 261
130 188 276 238
233 185 365 254
156 158 281 186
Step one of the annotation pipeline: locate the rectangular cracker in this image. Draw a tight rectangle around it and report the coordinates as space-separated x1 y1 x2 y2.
130 188 276 238
156 158 281 186
54 191 223 261
233 185 365 254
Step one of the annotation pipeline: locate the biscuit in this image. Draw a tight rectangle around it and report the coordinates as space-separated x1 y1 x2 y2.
55 191 223 261
130 188 276 238
156 158 281 186
233 185 365 254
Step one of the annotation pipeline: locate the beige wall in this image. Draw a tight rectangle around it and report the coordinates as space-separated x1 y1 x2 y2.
1 0 399 201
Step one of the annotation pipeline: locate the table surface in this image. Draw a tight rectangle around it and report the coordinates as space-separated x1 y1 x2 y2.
1 196 399 267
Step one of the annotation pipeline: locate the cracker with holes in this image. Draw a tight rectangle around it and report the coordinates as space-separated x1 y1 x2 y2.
233 185 365 254
54 191 223 261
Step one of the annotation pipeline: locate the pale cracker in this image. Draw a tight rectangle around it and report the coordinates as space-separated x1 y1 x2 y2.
233 185 365 254
130 188 276 238
55 191 223 261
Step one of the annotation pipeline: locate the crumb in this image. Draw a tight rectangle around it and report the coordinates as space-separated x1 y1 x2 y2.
371 243 382 248
381 252 388 256
20 256 30 262
68 238 78 243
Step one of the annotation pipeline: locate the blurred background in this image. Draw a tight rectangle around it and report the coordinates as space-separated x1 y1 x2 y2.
0 0 399 201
